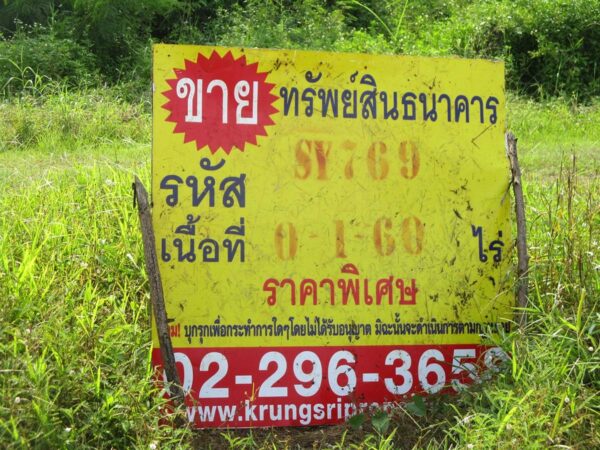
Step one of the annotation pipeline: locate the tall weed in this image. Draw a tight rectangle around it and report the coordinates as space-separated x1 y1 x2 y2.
0 152 192 448
0 89 150 152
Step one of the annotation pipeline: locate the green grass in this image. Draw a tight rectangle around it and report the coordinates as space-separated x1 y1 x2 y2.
0 88 150 153
0 91 598 448
0 147 182 448
509 96 600 178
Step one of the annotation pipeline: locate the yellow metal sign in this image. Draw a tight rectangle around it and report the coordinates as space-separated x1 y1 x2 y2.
152 44 512 427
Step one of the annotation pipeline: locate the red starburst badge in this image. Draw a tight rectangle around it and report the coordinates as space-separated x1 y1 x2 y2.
162 51 278 154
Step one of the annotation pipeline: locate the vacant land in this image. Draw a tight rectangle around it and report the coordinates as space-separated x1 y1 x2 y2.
1 1 599 447
0 92 597 448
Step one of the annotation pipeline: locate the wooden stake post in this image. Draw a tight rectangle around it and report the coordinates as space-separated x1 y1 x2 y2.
505 132 530 327
133 177 185 408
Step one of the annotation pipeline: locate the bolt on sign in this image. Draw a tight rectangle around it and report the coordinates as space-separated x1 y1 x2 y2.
152 44 513 428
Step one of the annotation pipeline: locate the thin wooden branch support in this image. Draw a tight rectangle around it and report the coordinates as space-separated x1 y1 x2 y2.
505 132 530 327
133 177 185 408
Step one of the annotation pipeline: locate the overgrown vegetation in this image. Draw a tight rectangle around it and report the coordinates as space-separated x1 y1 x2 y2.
1 0 599 448
1 0 600 100
0 88 149 152
1 95 598 448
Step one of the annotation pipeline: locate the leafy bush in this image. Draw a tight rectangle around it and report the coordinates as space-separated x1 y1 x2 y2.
334 29 394 54
336 0 464 52
2 0 599 100
0 24 97 96
0 0 56 32
412 0 600 99
211 0 347 50
0 0 181 98
69 0 179 80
